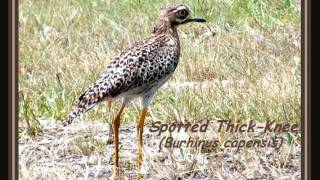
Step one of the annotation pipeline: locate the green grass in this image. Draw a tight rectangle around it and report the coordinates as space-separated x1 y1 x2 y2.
19 0 301 134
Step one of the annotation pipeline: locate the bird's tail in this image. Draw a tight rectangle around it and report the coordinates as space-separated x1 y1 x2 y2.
61 76 112 126
62 89 100 126
62 103 96 126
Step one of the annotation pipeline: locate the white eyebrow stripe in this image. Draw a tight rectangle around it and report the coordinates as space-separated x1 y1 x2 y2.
174 6 187 12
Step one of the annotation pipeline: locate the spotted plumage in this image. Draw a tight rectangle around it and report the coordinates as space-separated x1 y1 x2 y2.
62 4 206 179
62 32 181 126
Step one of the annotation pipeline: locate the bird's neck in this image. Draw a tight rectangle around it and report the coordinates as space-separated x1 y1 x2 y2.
152 20 178 37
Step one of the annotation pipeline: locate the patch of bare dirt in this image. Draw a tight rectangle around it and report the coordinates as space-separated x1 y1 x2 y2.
19 120 301 180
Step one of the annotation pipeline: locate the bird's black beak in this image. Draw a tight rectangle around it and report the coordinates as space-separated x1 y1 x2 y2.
181 17 207 24
190 17 207 23
180 17 207 25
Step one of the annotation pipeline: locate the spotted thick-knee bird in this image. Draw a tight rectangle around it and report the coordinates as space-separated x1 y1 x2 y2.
62 4 206 179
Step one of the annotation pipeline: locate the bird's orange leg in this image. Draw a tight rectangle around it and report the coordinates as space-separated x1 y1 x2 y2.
136 107 148 180
113 104 125 179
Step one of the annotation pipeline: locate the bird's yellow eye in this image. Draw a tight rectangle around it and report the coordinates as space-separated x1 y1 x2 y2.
176 9 188 19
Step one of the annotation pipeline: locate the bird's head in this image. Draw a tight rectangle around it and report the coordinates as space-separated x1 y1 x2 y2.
157 4 206 27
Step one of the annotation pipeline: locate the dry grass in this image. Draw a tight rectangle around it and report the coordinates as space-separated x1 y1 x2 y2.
19 0 300 126
19 0 301 179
